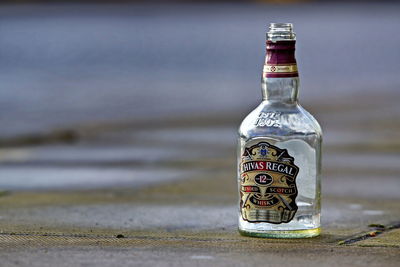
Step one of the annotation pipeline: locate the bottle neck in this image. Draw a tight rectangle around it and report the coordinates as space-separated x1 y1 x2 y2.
262 40 299 104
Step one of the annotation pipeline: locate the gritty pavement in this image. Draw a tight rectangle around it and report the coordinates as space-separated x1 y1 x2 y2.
1 90 400 266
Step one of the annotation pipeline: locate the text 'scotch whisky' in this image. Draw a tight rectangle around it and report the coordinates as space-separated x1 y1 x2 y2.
237 23 322 238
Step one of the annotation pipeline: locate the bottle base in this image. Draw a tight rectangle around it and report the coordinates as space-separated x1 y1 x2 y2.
239 227 320 239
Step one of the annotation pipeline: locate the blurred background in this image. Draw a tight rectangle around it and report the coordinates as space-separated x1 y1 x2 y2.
0 0 399 225
1 0 399 139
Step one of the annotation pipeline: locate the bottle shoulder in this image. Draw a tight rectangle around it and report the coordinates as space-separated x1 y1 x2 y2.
239 101 322 140
297 104 323 136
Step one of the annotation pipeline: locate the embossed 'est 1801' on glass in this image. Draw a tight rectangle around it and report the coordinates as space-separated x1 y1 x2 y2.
237 23 322 238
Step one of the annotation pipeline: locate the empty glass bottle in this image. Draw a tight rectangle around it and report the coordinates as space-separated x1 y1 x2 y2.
237 23 322 238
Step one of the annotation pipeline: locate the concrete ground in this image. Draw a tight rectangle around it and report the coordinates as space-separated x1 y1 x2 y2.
0 90 399 266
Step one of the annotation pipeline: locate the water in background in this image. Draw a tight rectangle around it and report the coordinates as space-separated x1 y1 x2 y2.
0 3 400 138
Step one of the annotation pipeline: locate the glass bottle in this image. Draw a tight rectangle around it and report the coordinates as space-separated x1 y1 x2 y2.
237 23 322 238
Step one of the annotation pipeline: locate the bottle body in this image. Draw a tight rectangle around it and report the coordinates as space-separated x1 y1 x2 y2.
237 23 322 238
238 101 322 238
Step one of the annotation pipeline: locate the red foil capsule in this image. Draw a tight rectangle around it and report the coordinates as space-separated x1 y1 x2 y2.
263 40 298 78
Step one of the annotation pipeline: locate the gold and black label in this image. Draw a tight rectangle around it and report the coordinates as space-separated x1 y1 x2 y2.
240 141 299 224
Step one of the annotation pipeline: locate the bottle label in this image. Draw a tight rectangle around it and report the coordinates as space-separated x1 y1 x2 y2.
239 140 299 224
263 63 298 78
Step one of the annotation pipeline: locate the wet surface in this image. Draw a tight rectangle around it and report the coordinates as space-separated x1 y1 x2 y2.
0 167 195 191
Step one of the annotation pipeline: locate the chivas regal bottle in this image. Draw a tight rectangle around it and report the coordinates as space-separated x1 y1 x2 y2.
237 23 322 238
